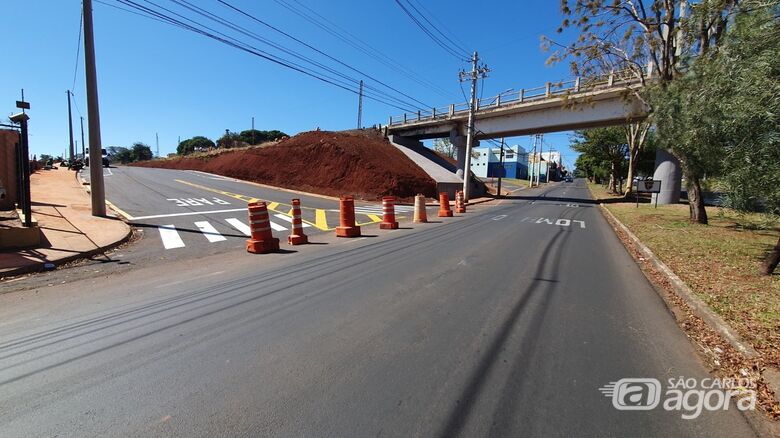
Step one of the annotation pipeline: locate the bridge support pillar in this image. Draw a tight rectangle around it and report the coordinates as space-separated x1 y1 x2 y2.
450 130 467 178
651 148 682 205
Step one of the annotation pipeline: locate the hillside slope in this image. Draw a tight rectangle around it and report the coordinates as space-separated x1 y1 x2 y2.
135 131 437 201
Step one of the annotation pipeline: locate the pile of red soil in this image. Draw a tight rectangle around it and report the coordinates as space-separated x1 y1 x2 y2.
135 131 437 201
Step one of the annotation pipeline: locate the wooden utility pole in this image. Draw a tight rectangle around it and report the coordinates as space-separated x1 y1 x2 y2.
497 138 505 197
83 0 106 216
357 80 364 129
67 91 75 161
459 52 489 202
80 116 86 158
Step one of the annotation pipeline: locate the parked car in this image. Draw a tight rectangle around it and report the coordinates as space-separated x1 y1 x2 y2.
564 175 573 182
85 148 110 167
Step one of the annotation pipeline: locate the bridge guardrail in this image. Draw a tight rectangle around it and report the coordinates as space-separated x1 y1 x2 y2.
387 69 646 127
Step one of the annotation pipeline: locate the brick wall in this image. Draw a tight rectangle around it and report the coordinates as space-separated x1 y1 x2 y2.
0 129 19 210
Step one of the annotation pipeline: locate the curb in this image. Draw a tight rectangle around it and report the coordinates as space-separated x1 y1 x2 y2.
0 224 133 279
0 172 135 279
598 203 759 358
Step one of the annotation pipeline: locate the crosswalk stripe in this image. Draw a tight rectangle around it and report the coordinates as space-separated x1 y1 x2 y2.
158 224 185 249
225 218 251 236
269 221 287 232
273 213 311 227
194 221 227 242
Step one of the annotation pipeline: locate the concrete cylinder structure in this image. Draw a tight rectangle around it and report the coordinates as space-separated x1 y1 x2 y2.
651 148 682 205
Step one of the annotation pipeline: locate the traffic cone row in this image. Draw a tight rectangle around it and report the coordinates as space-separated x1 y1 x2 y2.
247 192 468 254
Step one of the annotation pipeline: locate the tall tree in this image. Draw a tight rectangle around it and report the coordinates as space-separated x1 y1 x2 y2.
549 0 742 222
571 127 629 193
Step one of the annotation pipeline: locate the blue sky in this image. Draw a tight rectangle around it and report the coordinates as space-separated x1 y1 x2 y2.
1 0 581 170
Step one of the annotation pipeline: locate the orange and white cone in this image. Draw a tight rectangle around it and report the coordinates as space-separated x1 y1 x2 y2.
413 194 428 223
288 198 309 245
438 192 453 217
455 191 467 213
379 196 399 230
246 202 280 254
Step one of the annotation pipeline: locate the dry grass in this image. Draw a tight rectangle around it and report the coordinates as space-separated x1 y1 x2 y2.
588 183 780 365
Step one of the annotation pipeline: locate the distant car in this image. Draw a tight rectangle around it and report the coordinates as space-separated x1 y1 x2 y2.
85 148 110 167
564 176 573 182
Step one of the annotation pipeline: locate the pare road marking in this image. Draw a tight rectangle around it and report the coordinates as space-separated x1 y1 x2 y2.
167 197 231 207
520 217 586 228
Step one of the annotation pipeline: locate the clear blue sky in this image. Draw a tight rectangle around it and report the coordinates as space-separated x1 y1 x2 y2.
1 0 582 170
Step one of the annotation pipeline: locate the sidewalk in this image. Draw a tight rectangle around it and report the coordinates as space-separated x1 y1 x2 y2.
0 168 131 278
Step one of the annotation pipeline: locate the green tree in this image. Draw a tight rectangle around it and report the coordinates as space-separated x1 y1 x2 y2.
549 0 742 221
177 136 215 155
132 142 153 161
217 131 243 149
238 129 289 145
571 127 628 193
432 138 455 159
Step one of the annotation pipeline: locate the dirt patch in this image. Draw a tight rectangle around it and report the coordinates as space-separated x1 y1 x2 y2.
135 131 437 202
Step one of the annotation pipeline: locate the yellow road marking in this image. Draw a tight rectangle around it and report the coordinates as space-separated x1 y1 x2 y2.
106 200 134 220
175 179 332 230
315 209 329 230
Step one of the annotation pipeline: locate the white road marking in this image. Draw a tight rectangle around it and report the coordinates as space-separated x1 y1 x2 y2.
225 218 251 236
158 225 185 249
132 208 247 221
269 221 287 232
491 215 508 221
194 221 227 242
274 213 311 227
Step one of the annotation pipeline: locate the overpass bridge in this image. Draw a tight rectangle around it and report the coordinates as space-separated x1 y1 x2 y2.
383 70 651 190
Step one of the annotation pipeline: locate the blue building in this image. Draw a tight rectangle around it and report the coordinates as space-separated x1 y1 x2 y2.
469 144 528 179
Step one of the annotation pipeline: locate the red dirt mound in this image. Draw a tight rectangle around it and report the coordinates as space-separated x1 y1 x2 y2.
135 131 437 201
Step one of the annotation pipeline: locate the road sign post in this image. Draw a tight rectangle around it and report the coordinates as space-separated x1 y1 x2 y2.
635 180 662 208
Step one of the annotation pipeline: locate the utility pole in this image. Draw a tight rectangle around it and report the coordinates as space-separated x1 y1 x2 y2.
83 0 106 216
459 52 489 202
80 116 86 158
66 91 75 161
529 135 537 187
251 116 255 144
357 80 364 129
155 132 159 157
497 138 505 197
535 134 542 187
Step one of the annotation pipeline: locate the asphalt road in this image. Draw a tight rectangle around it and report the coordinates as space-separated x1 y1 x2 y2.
0 179 757 437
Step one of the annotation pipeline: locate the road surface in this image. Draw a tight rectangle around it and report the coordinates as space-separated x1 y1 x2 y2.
0 179 757 436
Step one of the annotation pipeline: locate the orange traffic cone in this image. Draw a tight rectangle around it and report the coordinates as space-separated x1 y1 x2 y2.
288 198 309 245
336 196 361 237
380 196 399 229
246 202 280 254
455 191 467 213
413 194 427 223
438 192 453 217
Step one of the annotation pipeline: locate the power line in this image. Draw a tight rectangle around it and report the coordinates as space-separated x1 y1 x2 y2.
169 0 421 111
71 3 84 92
106 0 418 112
394 0 469 61
278 0 457 100
403 0 470 56
213 0 432 110
408 0 471 53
